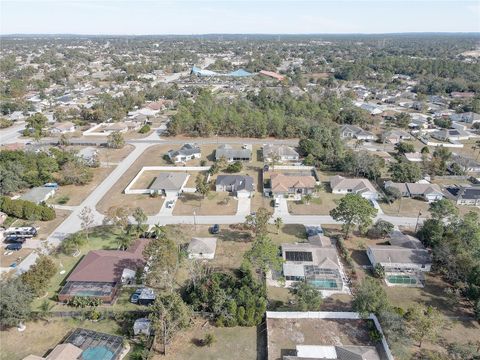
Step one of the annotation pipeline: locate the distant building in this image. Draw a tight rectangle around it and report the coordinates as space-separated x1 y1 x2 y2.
381 129 411 144
450 112 480 124
340 124 376 141
449 154 480 173
259 70 285 81
167 144 201 163
50 121 75 134
330 175 378 200
431 129 472 142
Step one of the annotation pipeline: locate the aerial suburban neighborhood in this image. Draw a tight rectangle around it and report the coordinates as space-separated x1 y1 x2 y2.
1 2 480 360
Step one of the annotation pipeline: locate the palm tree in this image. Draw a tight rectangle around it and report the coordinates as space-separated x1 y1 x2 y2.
38 300 54 323
304 193 313 205
274 217 283 234
117 233 133 250
152 224 165 239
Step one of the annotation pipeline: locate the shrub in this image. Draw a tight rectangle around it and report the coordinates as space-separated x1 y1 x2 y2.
138 124 151 134
202 333 216 347
225 161 242 173
0 196 56 221
56 195 70 205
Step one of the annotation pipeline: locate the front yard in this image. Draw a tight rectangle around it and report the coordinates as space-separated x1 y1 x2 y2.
288 193 344 215
172 192 238 216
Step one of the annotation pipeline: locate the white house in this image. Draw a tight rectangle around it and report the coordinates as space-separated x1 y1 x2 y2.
167 144 201 163
339 124 376 141
263 144 300 163
329 175 378 200
50 121 75 134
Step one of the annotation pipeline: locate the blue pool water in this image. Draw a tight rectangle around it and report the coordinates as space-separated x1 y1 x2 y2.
82 346 115 360
309 279 338 289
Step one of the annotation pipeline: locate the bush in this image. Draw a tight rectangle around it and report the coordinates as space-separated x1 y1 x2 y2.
56 195 70 205
225 161 242 173
21 255 57 296
202 333 216 347
138 124 151 134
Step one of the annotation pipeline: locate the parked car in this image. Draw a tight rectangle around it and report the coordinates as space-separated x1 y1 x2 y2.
210 224 220 234
166 200 175 209
4 235 26 243
5 243 22 251
130 288 142 304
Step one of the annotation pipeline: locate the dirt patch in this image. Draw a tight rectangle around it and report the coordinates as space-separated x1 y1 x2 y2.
97 144 134 163
0 247 33 268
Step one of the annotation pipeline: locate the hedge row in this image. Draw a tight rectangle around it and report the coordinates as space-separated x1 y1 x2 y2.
0 196 56 221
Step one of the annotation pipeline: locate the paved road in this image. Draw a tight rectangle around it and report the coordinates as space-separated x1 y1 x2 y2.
0 122 26 144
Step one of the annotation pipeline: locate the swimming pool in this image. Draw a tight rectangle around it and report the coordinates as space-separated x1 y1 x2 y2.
387 275 417 285
82 346 115 360
309 279 339 289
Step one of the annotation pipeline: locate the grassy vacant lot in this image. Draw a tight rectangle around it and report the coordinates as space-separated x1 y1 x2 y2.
0 318 122 360
379 198 430 217
49 167 113 206
288 193 344 215
97 144 134 163
157 318 258 360
173 192 238 216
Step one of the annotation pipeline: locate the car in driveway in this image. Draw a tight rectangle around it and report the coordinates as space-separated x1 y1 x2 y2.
5 243 22 251
166 200 176 209
209 224 220 234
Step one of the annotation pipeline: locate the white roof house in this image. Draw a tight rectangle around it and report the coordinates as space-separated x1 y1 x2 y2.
50 121 75 134
187 237 217 259
262 144 300 162
330 175 378 200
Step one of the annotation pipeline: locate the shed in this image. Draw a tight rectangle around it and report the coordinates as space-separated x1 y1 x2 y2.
133 318 152 336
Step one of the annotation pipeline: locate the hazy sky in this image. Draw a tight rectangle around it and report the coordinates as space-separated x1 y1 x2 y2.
1 0 479 35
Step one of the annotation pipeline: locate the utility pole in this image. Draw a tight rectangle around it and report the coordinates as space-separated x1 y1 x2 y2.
415 210 422 232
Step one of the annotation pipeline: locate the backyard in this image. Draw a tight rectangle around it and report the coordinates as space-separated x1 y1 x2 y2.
0 317 122 360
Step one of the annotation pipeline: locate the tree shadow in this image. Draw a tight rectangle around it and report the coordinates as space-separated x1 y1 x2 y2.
217 229 252 243
280 224 306 239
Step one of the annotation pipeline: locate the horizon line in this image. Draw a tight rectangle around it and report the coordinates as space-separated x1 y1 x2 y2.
2 31 480 37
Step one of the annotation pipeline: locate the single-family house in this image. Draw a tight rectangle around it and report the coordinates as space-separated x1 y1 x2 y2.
450 112 480 124
58 239 149 303
187 237 217 259
167 144 201 163
330 175 378 200
450 154 480 173
431 128 472 141
404 152 429 162
149 173 189 196
367 231 431 286
49 121 75 134
20 186 56 204
356 102 383 115
262 144 300 163
270 173 316 198
384 181 443 202
339 124 376 141
215 144 252 162
445 185 480 206
381 129 411 144
215 175 254 197
281 242 345 292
